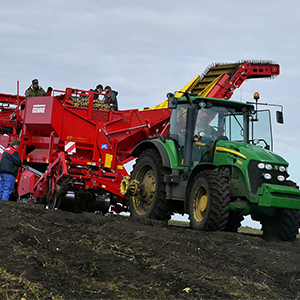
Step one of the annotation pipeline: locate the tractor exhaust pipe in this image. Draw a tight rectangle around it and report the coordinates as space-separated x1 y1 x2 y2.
183 106 195 180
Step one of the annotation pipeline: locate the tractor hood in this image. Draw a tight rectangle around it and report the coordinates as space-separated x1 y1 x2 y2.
215 140 288 165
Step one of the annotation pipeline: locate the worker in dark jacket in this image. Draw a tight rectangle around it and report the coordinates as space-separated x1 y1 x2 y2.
25 79 47 98
103 86 118 111
0 139 22 201
93 84 103 100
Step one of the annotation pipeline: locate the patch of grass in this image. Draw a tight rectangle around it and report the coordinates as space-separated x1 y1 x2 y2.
0 267 63 300
168 220 190 227
238 226 262 235
230 290 251 298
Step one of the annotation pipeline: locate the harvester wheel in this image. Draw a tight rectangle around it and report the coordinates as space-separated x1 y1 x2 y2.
17 197 32 204
188 170 230 231
45 176 70 210
261 179 300 241
224 211 244 232
129 149 172 221
88 191 111 214
45 177 57 209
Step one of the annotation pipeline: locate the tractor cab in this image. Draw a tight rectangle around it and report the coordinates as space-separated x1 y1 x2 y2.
167 95 275 167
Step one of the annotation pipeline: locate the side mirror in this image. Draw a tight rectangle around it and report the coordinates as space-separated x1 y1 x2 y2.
276 111 284 124
167 93 177 109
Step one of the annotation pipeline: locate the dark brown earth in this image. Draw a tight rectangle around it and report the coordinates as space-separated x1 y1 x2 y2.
0 201 300 300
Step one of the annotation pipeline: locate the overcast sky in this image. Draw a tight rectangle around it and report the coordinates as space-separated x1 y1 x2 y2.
1 0 299 227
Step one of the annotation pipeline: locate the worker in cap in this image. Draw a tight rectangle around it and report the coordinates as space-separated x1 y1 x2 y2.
25 79 52 99
0 139 22 201
93 84 103 100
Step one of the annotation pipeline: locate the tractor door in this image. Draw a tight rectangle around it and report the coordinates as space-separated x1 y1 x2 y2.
193 106 227 163
168 104 188 166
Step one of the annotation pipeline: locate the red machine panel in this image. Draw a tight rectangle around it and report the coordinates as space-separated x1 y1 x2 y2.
25 96 64 136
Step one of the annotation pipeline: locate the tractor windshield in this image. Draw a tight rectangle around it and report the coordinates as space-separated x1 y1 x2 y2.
194 102 273 150
169 102 251 146
194 105 248 143
249 110 273 151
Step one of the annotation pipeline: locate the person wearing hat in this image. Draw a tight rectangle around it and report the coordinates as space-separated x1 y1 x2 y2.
25 79 47 98
93 84 103 100
0 139 22 201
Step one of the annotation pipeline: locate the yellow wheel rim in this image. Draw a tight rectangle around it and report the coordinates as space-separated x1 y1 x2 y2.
132 164 156 215
193 185 208 222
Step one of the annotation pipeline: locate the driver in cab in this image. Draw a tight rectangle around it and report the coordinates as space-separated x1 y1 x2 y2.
195 111 218 141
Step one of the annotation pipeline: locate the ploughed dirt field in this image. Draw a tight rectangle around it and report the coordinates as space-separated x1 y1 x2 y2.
0 201 300 300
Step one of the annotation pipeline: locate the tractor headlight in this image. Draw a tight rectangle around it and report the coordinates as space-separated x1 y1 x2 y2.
277 175 285 182
258 163 265 169
263 173 272 180
279 166 286 172
265 164 273 171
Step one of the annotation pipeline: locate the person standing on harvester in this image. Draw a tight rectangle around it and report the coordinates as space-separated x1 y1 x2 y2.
25 79 47 98
0 139 22 201
103 85 118 111
93 84 103 100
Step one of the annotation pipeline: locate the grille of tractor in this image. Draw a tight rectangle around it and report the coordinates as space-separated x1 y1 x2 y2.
248 160 288 194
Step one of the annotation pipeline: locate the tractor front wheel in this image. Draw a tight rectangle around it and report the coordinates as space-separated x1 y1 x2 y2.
261 209 300 241
188 170 230 231
261 180 300 241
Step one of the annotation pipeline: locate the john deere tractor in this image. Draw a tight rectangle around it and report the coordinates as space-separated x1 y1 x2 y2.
123 93 300 241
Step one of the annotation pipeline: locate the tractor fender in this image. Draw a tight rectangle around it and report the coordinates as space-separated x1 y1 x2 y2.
188 162 216 184
131 140 171 168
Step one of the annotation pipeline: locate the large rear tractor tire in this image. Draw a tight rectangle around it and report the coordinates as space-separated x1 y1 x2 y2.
261 179 300 241
129 149 172 221
188 170 230 231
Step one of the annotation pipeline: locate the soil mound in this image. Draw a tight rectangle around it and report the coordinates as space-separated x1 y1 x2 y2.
0 201 299 299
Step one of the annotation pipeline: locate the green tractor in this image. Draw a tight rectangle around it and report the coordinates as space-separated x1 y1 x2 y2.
123 93 300 241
